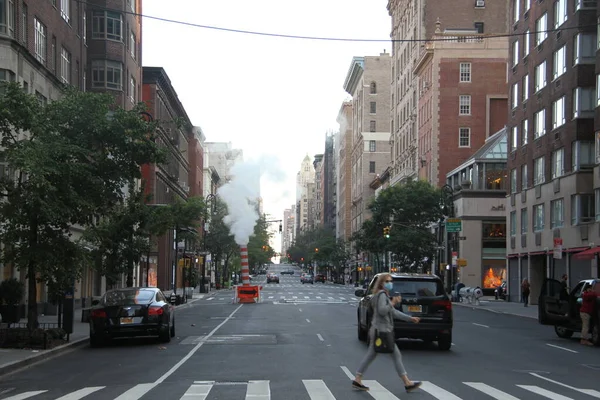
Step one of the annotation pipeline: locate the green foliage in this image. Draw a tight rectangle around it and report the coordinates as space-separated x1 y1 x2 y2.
0 277 25 306
0 82 164 327
247 215 274 269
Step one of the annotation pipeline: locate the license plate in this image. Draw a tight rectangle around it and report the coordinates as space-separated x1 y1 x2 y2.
120 317 134 324
407 305 422 313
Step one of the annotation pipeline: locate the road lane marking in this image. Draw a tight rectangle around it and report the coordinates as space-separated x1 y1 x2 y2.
472 323 489 328
341 366 354 379
113 383 158 400
306 319 311 323
545 343 578 353
304 296 310 299
178 382 213 399
316 296 322 299
302 380 335 400
464 382 519 399
3 391 48 400
421 382 462 399
317 333 324 341
517 385 573 399
54 387 105 400
530 372 600 398
246 380 270 400
362 380 401 399
293 296 298 299
299 308 302 312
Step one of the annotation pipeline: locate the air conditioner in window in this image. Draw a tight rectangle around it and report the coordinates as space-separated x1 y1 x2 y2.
475 0 485 7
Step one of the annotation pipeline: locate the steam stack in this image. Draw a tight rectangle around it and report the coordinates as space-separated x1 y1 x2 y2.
240 244 250 286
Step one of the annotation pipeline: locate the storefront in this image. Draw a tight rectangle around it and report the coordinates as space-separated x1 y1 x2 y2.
481 221 507 294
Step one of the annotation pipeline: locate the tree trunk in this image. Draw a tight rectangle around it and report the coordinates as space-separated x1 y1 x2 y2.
27 215 39 330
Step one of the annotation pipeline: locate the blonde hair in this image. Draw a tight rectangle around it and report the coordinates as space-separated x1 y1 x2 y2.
374 273 392 294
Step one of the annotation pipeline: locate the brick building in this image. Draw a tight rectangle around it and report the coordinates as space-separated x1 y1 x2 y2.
414 27 509 187
506 0 599 304
336 101 353 241
387 0 510 186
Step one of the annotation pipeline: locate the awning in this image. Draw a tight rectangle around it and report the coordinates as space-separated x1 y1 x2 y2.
573 246 600 260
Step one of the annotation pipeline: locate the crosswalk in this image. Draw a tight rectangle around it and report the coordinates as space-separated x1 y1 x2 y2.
2 371 599 400
204 292 359 304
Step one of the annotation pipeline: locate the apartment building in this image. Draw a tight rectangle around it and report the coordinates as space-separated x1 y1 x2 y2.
296 155 315 233
313 154 323 229
506 0 599 304
387 0 509 186
342 53 391 242
281 207 295 255
413 27 509 187
323 132 336 230
336 102 353 241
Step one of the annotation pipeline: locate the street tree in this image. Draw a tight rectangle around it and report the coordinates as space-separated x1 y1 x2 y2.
247 215 274 271
204 199 237 286
0 83 163 328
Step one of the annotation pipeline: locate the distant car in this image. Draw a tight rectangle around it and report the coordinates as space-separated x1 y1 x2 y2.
315 274 326 283
280 270 294 275
302 274 314 284
88 287 175 347
267 273 280 283
355 273 453 350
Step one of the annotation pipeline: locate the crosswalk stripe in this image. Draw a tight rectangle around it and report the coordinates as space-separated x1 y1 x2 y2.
304 296 309 299
530 372 600 398
362 380 400 400
54 386 105 400
113 383 158 400
179 382 213 399
464 382 520 400
517 385 574 399
316 296 322 299
246 380 270 400
421 381 462 399
2 391 47 400
302 380 335 400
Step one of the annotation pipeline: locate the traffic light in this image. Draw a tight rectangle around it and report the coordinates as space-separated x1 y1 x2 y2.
279 223 282 233
383 226 390 238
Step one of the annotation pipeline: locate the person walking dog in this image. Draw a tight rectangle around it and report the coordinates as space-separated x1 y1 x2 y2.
352 273 422 393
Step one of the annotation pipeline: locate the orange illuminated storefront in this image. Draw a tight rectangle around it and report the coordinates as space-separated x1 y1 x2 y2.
481 221 506 293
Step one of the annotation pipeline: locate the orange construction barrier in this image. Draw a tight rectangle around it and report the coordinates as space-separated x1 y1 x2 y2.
234 285 262 303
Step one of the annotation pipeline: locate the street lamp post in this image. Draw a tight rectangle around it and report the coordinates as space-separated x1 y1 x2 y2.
439 184 455 293
201 193 217 293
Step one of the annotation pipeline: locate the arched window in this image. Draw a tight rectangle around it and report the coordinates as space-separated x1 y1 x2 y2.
370 81 377 94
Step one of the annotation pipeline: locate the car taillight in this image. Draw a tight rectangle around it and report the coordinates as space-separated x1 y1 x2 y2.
433 300 452 311
148 306 164 316
91 309 107 318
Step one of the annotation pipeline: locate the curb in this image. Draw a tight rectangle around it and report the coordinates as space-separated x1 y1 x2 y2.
453 302 537 320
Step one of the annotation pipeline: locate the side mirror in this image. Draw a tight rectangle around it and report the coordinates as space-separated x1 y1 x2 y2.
355 289 366 297
91 299 100 306
362 284 368 289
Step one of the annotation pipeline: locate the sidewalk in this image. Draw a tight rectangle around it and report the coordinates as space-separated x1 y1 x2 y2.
454 296 538 319
0 293 206 377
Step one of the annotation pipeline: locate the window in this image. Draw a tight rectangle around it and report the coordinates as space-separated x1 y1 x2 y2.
553 46 566 80
370 82 377 94
512 41 519 67
60 0 70 23
552 96 565 129
129 31 136 60
535 13 547 46
459 63 471 82
552 148 564 179
369 140 376 152
510 211 517 236
576 0 597 10
522 75 529 102
595 189 600 221
551 199 564 228
511 126 518 150
573 87 594 118
533 204 545 232
369 101 376 113
0 0 14 37
533 156 545 185
20 2 26 45
127 0 136 13
523 30 530 57
369 161 376 173
369 120 376 132
597 75 600 106
535 61 546 92
512 83 519 109
92 11 122 41
524 0 531 10
34 18 46 63
459 95 471 115
129 75 135 103
554 0 566 28
522 119 528 145
60 47 71 84
572 141 594 171
513 0 520 23
520 208 528 234
510 168 517 193
459 127 470 147
596 132 600 163
521 164 528 190
571 194 594 225
534 109 545 139
574 33 596 64
91 60 122 90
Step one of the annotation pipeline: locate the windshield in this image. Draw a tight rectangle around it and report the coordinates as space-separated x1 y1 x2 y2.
102 289 155 306
392 280 444 297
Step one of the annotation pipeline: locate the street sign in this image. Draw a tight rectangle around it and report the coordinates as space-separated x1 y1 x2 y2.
446 218 462 232
457 258 467 267
553 238 563 259
459 236 467 240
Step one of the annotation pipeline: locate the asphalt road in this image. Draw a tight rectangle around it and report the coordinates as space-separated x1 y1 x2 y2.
0 266 598 399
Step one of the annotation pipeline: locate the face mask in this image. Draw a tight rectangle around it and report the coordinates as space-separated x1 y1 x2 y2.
384 282 393 291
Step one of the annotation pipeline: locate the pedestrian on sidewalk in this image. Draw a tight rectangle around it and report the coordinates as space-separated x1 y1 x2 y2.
579 285 597 346
521 279 530 307
352 273 422 393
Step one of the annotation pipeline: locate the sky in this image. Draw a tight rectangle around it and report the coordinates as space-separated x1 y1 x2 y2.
142 0 392 252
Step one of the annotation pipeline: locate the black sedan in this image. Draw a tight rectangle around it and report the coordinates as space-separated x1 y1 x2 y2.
89 287 175 347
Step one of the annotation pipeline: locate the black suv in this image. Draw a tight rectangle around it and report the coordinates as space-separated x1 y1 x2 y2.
355 273 453 350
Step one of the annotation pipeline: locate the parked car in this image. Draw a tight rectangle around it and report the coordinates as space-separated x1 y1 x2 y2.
280 270 294 275
88 287 175 347
267 273 280 283
315 274 326 283
355 273 453 350
302 274 314 284
538 278 600 345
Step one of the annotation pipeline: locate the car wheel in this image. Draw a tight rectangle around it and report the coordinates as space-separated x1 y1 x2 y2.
554 325 574 339
438 333 452 350
170 318 176 338
160 323 171 343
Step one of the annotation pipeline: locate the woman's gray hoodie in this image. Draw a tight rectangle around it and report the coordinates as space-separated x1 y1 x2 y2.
370 290 413 333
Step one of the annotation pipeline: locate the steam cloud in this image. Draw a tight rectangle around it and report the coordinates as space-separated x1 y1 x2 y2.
217 155 287 245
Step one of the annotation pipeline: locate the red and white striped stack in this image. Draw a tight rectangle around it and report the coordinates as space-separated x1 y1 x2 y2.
240 245 250 286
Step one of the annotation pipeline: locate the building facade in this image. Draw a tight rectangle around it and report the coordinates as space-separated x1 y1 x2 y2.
295 155 315 233
506 0 599 304
387 0 509 186
281 207 295 255
414 28 509 187
313 154 323 229
342 53 392 243
336 102 353 241
323 132 336 230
